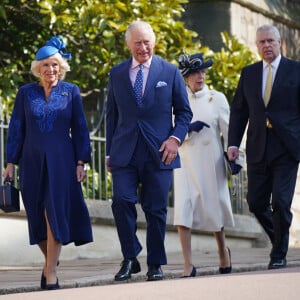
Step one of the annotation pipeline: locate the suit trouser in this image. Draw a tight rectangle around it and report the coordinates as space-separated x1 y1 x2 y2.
111 135 172 265
247 140 298 259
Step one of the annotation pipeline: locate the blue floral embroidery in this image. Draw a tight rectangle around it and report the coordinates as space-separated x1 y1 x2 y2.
28 85 71 132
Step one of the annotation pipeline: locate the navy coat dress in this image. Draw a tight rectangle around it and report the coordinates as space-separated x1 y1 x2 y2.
6 80 93 246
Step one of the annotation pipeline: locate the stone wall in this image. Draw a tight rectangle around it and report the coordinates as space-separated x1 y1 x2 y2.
0 201 263 266
230 0 300 59
182 0 300 59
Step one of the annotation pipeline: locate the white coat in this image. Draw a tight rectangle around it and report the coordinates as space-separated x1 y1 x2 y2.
173 85 235 231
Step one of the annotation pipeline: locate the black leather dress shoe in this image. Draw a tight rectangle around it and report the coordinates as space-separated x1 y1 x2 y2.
268 258 287 270
146 265 163 281
114 258 141 281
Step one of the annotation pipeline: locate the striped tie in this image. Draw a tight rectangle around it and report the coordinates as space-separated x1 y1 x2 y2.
133 64 144 106
264 64 273 106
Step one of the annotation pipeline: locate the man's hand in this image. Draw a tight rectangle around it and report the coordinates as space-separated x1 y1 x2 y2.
159 137 179 165
105 157 111 173
227 147 239 161
188 121 210 133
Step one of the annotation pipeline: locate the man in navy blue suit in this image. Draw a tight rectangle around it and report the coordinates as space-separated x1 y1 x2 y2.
106 20 192 281
228 24 300 270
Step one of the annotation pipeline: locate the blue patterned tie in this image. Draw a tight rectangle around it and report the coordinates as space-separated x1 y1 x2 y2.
133 64 144 106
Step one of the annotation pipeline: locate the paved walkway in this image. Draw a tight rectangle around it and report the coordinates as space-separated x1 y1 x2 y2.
1 247 300 299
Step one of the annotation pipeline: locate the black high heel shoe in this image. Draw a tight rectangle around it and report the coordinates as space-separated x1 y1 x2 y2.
40 272 46 290
181 266 196 278
219 247 232 274
40 261 60 290
46 278 60 290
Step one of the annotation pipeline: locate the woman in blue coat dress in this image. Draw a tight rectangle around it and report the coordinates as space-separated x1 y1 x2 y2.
2 36 93 290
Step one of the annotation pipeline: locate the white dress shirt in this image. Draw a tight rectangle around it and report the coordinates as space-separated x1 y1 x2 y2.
130 57 152 95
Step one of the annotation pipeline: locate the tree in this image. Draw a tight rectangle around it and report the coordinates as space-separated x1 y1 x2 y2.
0 0 258 121
0 0 204 121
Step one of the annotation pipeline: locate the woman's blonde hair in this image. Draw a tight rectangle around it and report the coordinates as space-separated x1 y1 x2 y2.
30 52 71 80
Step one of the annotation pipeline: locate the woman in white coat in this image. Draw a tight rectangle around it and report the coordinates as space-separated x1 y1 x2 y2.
174 53 238 277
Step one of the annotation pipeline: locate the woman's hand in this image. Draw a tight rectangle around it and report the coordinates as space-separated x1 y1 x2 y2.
76 163 86 182
2 163 14 182
105 157 111 173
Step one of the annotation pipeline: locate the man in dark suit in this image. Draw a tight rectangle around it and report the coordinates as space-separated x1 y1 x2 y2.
106 20 192 281
228 24 300 270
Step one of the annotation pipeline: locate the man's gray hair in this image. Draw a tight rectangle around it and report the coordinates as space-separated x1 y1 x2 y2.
125 20 156 44
256 24 281 41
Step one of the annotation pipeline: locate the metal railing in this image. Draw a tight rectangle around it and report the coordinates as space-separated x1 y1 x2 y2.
0 114 249 215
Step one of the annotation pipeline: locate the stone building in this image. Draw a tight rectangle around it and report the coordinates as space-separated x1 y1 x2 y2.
182 0 300 59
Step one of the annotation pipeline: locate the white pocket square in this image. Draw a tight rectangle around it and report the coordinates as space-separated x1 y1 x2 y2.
156 81 167 88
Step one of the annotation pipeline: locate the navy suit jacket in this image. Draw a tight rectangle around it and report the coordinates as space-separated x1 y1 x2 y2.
106 55 193 169
228 56 300 162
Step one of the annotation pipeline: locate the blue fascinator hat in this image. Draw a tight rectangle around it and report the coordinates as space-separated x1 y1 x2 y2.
35 35 72 61
178 53 213 77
